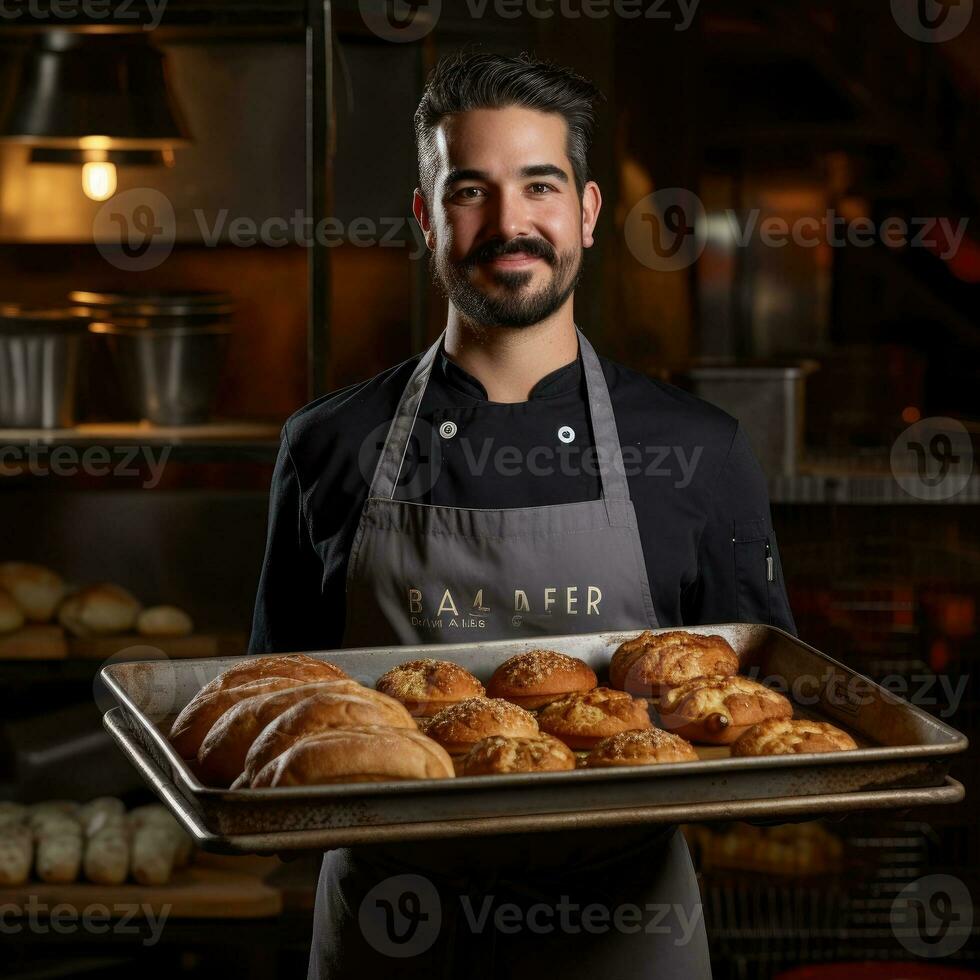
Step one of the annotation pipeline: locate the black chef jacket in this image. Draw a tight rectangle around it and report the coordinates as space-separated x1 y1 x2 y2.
249 335 797 654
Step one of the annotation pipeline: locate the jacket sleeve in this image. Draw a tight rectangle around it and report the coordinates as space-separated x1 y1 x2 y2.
681 424 797 636
248 426 335 655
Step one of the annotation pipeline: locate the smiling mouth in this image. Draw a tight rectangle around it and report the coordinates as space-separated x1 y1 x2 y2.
484 252 543 268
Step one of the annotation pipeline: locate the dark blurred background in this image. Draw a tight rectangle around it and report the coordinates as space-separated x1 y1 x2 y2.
0 0 977 977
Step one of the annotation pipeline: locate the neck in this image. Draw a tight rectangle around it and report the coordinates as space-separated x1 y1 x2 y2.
442 305 579 403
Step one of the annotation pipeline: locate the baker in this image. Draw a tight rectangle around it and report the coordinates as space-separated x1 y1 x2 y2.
249 49 797 980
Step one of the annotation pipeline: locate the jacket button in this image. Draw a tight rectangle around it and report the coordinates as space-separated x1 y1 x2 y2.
558 425 575 444
439 421 458 439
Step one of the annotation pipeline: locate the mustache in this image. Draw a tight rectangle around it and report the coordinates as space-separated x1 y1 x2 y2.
462 238 556 268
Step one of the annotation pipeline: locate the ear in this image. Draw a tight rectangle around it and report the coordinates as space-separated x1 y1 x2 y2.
581 180 602 249
413 188 436 250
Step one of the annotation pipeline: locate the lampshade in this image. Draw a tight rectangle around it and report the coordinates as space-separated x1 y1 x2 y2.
0 30 191 150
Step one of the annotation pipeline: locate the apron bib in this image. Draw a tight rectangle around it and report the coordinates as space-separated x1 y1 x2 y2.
310 326 712 980
341 324 660 646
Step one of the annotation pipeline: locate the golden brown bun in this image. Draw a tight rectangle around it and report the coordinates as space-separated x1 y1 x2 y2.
536 687 652 750
57 584 141 637
250 725 455 787
0 589 25 634
585 728 699 767
197 681 414 787
609 630 739 697
0 562 65 623
486 649 597 709
459 733 576 775
230 686 417 786
424 697 538 755
169 676 340 759
658 674 793 745
196 654 347 700
730 718 858 757
376 659 485 717
137 605 193 638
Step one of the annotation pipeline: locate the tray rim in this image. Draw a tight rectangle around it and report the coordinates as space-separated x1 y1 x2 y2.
99 624 969 803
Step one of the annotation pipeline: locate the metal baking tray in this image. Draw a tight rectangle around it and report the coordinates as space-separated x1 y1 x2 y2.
100 624 968 851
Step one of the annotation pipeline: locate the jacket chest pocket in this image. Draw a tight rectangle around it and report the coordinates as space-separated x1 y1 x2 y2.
733 518 773 623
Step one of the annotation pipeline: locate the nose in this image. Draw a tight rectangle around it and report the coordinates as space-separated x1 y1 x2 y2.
485 185 534 242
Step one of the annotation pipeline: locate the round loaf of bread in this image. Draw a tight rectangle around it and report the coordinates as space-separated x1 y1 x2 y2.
57 583 141 637
424 697 538 755
250 725 456 787
375 659 485 717
536 687 652 749
199 682 415 787
0 589 25 634
169 676 364 760
0 562 65 623
486 649 597 709
458 733 576 775
658 674 793 745
609 630 739 697
730 718 858 757
585 728 699 767
196 654 347 700
137 605 193 638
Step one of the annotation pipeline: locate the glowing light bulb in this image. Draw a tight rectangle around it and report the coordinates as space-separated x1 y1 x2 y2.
82 161 117 201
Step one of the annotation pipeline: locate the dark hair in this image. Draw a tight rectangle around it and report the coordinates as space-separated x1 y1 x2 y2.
414 48 604 208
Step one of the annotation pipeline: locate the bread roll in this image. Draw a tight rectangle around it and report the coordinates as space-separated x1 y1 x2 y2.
730 718 858 756
536 687 652 750
251 725 456 787
78 797 126 837
199 682 414 787
459 734 576 775
131 825 178 885
127 804 191 867
609 630 739 696
83 826 130 885
0 589 25 634
35 833 83 884
0 562 65 623
486 650 597 709
241 687 418 786
0 802 26 827
585 728 699 767
195 654 347 700
0 824 32 885
424 697 539 755
169 676 317 760
58 583 141 637
137 605 193 638
658 674 793 745
376 659 485 717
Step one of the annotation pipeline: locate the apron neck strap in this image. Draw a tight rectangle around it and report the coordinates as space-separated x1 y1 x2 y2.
368 325 632 505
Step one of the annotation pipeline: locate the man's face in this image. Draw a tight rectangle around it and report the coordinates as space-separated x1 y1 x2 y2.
415 106 601 329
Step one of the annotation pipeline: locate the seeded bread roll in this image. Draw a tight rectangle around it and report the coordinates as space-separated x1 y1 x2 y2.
424 697 539 755
195 654 348 702
83 825 131 885
730 718 858 757
585 728 699 767
375 659 485 717
536 687 653 750
609 630 740 697
459 733 576 775
486 650 597 709
251 725 456 787
0 824 33 886
57 583 141 637
77 797 126 837
0 562 65 623
199 682 414 787
658 674 793 745
0 589 25 634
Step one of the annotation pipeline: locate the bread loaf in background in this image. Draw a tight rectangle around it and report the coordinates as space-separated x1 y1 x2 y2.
0 563 65 623
58 583 142 637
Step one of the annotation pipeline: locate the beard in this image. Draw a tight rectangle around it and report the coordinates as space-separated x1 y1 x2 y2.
430 234 583 329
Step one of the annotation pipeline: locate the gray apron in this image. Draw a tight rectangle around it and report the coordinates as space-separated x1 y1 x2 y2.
308 326 713 979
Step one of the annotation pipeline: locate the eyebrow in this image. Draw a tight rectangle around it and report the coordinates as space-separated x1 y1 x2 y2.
444 163 570 187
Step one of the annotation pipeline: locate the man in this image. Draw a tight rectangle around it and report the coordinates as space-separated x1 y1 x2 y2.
250 49 796 980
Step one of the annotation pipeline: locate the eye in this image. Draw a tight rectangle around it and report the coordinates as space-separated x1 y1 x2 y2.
452 186 485 202
529 183 555 194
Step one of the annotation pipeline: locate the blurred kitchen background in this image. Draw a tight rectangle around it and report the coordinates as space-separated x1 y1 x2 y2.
0 0 977 977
